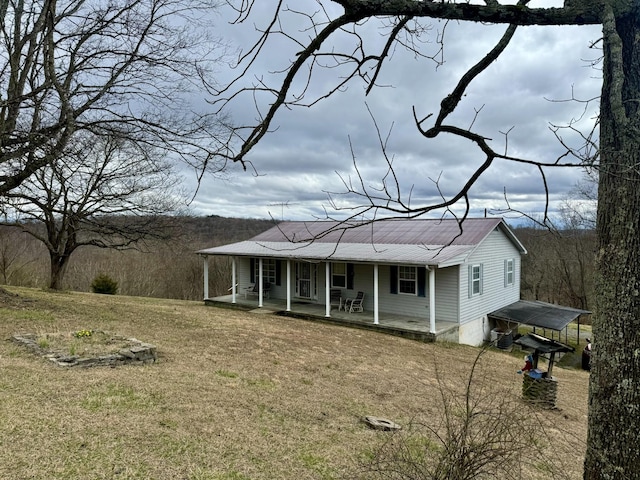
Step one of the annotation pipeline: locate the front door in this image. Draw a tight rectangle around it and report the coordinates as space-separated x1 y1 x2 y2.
296 262 316 299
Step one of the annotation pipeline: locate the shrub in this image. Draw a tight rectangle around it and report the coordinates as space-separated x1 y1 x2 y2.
90 274 119 295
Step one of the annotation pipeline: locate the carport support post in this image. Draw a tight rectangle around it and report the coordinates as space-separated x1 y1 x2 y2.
548 352 556 376
325 262 331 317
203 256 209 300
429 267 436 334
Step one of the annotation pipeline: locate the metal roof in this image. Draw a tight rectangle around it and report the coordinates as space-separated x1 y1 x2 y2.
514 333 575 354
197 218 526 267
252 218 521 246
489 300 591 331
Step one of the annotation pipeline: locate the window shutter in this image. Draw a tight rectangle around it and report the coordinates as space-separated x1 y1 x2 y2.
347 263 355 290
479 263 484 295
418 267 426 297
275 260 282 286
250 258 255 283
390 265 398 294
468 265 473 298
504 259 508 287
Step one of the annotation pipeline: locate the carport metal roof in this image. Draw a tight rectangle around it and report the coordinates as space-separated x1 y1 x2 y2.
489 300 591 331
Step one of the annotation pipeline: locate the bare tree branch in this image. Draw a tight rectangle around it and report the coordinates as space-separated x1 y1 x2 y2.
0 0 230 195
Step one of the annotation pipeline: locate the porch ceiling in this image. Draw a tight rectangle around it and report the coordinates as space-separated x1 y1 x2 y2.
489 300 591 331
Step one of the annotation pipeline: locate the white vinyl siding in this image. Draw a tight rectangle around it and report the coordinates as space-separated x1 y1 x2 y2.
238 257 253 291
459 229 521 328
434 267 459 322
376 265 460 321
376 265 427 317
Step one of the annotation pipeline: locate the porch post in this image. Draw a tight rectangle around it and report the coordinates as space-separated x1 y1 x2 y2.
429 267 436 334
286 260 291 311
258 258 264 308
231 256 237 304
203 256 209 300
325 262 331 317
374 263 379 325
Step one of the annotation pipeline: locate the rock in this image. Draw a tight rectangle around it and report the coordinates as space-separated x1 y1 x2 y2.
11 331 157 368
362 416 401 431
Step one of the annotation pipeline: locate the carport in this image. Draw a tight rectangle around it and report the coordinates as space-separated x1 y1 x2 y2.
489 300 591 345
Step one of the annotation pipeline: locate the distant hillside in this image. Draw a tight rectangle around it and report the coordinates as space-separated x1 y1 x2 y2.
175 215 279 248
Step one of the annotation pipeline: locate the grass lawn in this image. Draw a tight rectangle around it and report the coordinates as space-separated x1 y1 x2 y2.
0 287 589 479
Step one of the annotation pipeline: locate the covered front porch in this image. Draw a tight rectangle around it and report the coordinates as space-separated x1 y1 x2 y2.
205 294 459 343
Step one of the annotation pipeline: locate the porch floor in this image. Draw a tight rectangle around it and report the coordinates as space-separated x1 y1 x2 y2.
205 295 459 343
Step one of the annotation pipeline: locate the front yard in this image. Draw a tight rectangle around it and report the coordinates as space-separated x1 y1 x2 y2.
0 287 589 479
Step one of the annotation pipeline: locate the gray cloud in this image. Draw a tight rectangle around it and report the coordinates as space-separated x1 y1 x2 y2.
192 3 601 223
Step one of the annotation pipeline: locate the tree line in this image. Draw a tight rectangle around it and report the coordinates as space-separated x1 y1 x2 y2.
0 215 276 300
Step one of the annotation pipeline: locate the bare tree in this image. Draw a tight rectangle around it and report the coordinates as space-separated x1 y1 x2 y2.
2 133 183 289
0 0 231 196
213 1 639 478
518 176 597 311
520 224 595 310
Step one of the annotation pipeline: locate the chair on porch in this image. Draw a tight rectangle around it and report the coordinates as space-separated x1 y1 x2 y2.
244 282 271 299
345 291 365 313
330 289 343 311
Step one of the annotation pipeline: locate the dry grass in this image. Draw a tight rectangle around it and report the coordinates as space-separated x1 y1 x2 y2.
29 330 137 358
0 287 588 480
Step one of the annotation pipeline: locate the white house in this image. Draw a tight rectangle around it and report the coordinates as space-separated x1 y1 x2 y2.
198 217 531 346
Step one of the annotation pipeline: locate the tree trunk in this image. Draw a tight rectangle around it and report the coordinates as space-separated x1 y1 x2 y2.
49 252 70 290
584 5 640 479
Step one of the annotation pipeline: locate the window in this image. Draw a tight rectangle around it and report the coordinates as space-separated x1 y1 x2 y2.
470 264 482 296
331 263 347 288
390 265 426 296
398 266 417 295
253 258 276 284
505 259 514 286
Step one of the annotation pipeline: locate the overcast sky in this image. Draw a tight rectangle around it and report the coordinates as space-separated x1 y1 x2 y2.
187 1 602 224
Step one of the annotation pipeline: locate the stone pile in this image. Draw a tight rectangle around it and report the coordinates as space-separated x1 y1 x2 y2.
11 333 157 367
522 374 558 409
